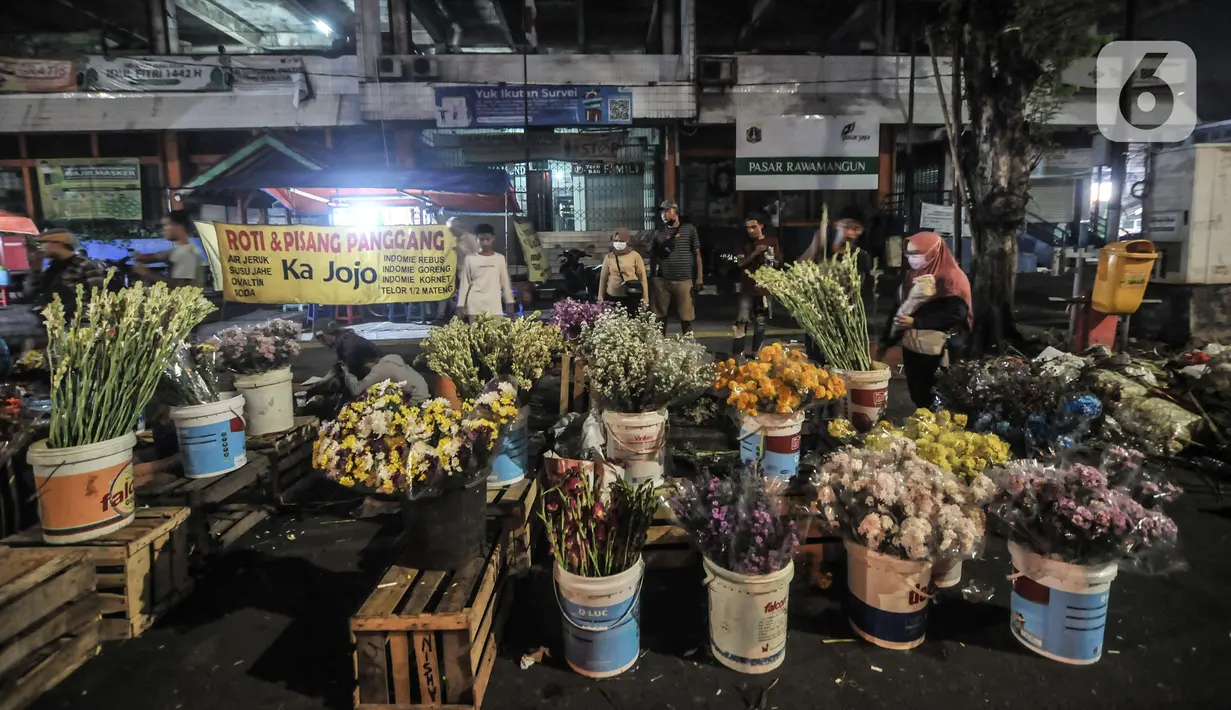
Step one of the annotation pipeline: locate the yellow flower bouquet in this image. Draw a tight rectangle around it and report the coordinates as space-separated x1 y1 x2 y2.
312 379 521 498
862 409 1012 482
715 342 846 418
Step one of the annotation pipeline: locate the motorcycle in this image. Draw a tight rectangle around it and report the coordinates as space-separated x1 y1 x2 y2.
557 248 602 301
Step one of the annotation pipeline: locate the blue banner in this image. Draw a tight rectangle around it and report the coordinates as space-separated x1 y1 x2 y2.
434 85 633 128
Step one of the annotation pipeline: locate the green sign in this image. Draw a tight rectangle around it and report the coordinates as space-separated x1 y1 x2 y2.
37 159 143 221
735 158 878 176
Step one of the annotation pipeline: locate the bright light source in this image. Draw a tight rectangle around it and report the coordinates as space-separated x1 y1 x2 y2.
314 19 333 36
1095 181 1115 203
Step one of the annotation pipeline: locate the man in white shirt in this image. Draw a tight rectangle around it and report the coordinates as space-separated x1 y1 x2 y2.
133 211 206 288
458 223 514 319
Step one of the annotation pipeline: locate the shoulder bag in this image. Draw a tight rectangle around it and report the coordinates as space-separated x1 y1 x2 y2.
613 252 643 297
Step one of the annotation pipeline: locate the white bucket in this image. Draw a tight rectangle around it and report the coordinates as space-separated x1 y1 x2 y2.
1008 541 1119 665
739 411 805 480
845 540 933 650
839 362 892 432
169 394 248 479
554 558 644 678
931 559 963 589
27 432 138 544
233 366 294 437
703 558 794 674
601 409 667 487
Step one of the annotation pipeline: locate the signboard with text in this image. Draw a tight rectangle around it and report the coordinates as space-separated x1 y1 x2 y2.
735 116 880 191
214 223 457 304
434 85 632 127
37 159 142 221
0 57 77 93
80 55 232 92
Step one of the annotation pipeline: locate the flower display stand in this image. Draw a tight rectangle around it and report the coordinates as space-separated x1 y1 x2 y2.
247 415 320 505
0 547 101 710
2 507 192 642
349 527 512 710
137 455 271 555
485 478 539 575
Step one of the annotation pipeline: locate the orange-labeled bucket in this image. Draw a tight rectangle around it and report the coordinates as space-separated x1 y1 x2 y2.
27 432 137 544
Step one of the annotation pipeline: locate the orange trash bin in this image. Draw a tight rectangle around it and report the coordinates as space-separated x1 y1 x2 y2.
1091 240 1158 315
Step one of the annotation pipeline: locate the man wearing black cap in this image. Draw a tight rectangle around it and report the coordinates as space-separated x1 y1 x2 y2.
29 229 107 320
650 200 702 335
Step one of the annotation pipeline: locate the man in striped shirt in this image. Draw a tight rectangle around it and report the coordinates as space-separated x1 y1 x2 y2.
649 200 702 336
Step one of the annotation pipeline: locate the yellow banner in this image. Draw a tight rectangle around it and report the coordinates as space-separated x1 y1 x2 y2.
214 223 456 304
513 219 551 283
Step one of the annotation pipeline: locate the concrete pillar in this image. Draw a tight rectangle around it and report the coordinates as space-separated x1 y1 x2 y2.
356 0 383 80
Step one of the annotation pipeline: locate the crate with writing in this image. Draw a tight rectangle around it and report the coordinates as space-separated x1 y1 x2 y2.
247 415 320 505
1 507 192 643
349 528 512 710
0 548 101 710
137 454 272 554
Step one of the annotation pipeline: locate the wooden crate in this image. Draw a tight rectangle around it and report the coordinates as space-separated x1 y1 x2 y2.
350 533 512 710
247 416 320 505
0 548 101 710
558 352 587 414
485 479 539 575
2 508 193 642
138 454 271 554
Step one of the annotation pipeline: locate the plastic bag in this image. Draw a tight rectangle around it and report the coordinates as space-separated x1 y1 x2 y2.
157 341 220 407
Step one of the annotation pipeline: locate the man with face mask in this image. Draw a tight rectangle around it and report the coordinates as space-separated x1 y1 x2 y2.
28 229 107 320
649 200 702 335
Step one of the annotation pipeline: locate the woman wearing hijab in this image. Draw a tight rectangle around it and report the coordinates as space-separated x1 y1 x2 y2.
879 232 972 408
597 227 648 313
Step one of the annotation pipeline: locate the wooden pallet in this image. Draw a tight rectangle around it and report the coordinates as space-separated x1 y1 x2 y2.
485 479 539 575
138 455 271 554
350 532 511 710
247 416 320 505
2 508 193 642
0 548 101 710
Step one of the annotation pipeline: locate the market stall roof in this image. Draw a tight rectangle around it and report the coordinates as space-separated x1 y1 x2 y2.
199 167 520 215
0 210 38 235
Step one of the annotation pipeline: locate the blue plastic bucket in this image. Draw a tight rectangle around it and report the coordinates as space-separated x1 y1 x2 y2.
168 394 248 479
554 558 644 678
739 411 804 480
1008 541 1119 664
488 406 529 487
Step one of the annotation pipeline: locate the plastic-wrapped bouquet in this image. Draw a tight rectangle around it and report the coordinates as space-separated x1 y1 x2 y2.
419 317 482 399
214 318 301 375
579 307 711 413
861 409 1011 481
312 379 520 499
989 448 1182 572
714 342 845 417
541 469 657 577
669 461 800 575
551 298 609 341
812 437 995 562
159 342 223 406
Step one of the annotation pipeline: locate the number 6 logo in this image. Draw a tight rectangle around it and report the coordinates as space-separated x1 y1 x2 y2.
1097 41 1197 143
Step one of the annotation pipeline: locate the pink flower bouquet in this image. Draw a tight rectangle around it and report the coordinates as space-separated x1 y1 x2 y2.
214 318 302 375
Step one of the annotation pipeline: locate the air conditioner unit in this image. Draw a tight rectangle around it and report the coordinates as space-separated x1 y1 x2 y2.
407 57 440 81
376 56 404 79
697 56 737 87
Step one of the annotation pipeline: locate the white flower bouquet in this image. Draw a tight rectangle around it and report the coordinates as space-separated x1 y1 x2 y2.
812 436 996 562
578 308 712 413
753 255 873 371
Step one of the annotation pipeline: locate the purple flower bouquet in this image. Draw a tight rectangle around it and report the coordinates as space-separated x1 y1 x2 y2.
669 461 799 576
990 447 1183 573
550 298 609 341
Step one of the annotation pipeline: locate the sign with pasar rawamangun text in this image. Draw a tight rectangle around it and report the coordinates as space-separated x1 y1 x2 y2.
214 223 457 304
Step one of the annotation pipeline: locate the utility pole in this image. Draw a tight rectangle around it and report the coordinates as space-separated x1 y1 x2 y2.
1105 0 1137 243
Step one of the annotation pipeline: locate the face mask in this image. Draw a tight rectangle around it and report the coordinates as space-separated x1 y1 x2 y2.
907 254 928 269
612 241 627 250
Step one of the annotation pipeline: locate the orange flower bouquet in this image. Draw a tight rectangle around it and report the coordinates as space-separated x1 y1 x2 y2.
715 343 846 417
